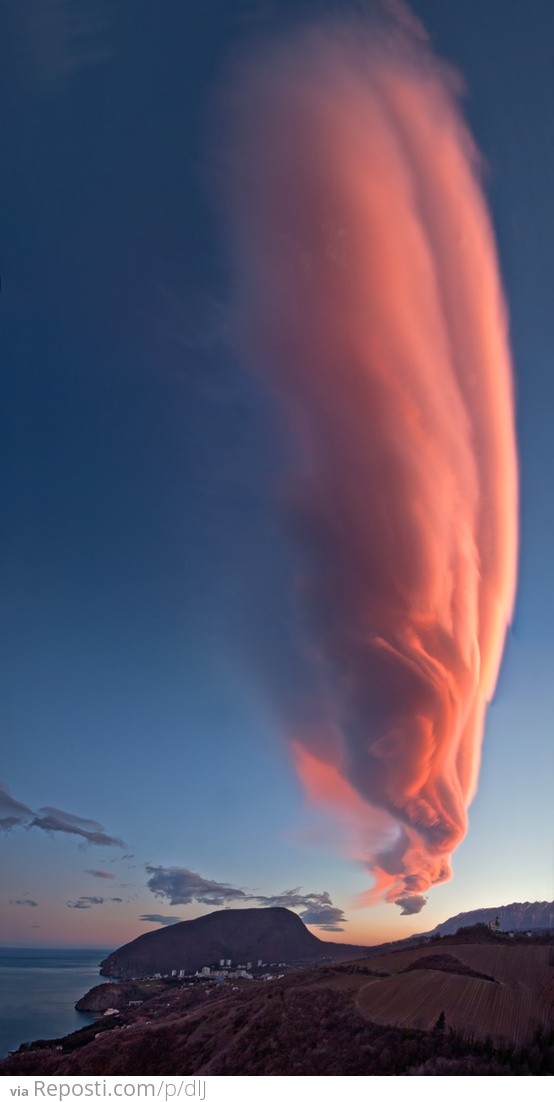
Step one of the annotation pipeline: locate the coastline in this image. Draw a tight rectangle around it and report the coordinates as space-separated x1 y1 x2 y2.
0 947 108 1059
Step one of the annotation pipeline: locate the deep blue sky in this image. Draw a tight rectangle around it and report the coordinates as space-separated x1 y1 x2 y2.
1 0 552 947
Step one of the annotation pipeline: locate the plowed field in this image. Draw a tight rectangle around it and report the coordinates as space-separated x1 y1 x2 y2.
335 943 553 1044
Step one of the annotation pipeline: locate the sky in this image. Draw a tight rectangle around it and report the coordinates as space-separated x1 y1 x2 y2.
1 0 553 950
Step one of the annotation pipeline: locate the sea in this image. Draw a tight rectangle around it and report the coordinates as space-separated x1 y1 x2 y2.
0 947 109 1060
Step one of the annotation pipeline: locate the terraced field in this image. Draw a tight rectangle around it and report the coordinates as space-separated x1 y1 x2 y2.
336 943 553 1044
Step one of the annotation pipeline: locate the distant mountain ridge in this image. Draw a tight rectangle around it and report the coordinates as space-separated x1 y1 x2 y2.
429 900 553 937
100 907 368 979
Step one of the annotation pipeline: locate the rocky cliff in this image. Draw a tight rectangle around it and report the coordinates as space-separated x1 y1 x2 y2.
75 983 146 1012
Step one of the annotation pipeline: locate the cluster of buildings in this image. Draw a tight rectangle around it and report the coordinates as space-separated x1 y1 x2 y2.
148 958 288 983
197 963 253 981
194 958 288 981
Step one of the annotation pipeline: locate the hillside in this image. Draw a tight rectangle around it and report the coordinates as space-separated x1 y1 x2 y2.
343 940 554 1047
429 901 553 937
1 936 552 1075
99 907 368 978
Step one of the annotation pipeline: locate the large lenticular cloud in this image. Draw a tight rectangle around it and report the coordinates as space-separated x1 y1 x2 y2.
218 4 518 911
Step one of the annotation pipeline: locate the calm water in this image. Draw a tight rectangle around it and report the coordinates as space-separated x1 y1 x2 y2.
0 947 109 1059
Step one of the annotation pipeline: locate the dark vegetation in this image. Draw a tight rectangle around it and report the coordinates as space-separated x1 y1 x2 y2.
453 923 505 942
402 953 496 983
316 963 390 977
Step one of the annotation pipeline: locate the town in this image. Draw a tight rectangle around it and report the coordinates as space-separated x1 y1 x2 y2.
147 958 290 983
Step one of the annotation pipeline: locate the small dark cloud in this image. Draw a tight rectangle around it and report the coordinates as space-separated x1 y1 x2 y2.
66 890 105 908
67 895 124 909
146 866 248 907
10 898 39 907
297 905 346 931
67 896 106 909
85 869 116 880
139 914 183 926
395 893 427 915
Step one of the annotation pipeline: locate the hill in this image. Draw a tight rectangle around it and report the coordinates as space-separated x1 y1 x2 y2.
99 907 368 979
1 934 552 1075
429 901 553 937
347 940 553 1046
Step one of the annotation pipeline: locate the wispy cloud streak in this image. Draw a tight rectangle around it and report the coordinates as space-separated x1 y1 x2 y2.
66 895 123 909
0 782 124 848
139 914 183 926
